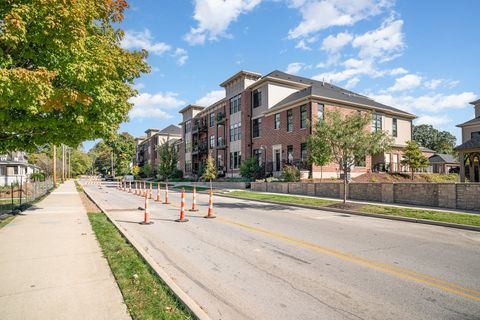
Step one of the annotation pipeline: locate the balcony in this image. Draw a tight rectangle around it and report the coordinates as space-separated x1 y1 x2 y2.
216 137 226 149
216 112 226 125
192 141 208 155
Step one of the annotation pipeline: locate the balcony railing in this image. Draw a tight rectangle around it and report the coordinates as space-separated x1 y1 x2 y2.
192 123 207 134
216 137 226 149
192 141 208 154
216 112 226 124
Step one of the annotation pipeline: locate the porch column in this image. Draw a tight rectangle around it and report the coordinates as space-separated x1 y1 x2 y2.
459 151 465 182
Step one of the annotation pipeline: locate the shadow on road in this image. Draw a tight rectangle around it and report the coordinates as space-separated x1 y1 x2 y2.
214 202 293 211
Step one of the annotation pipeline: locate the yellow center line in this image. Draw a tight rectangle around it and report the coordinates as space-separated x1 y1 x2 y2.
217 217 480 302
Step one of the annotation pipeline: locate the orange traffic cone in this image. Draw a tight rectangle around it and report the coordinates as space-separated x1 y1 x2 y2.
149 182 153 200
175 188 189 223
123 180 126 192
164 182 170 204
143 181 147 197
189 186 198 211
140 192 154 225
204 190 216 219
128 181 132 193
156 182 161 202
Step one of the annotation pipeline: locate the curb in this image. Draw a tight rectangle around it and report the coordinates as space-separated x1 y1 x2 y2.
82 186 211 320
215 193 480 233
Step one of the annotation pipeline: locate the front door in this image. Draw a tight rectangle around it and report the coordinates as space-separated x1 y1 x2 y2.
273 146 282 174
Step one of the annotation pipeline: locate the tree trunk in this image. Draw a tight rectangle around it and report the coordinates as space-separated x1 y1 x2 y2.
320 166 323 181
53 145 57 187
343 164 347 204
411 169 414 180
210 179 212 192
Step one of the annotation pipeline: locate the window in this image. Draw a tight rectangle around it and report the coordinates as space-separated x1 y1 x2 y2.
472 131 480 139
230 151 241 169
287 145 294 164
229 95 241 114
372 113 382 132
317 104 324 121
274 113 280 129
253 118 262 138
301 143 307 162
237 124 241 140
392 118 398 137
300 105 307 129
210 135 215 148
185 142 192 153
210 113 215 127
254 149 262 165
185 160 192 172
229 125 234 142
229 123 241 141
287 109 293 132
253 89 262 108
184 120 191 133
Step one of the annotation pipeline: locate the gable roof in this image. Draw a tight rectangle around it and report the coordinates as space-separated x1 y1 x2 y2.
429 154 459 164
470 99 480 105
265 70 415 118
457 117 480 127
455 137 480 151
159 124 181 135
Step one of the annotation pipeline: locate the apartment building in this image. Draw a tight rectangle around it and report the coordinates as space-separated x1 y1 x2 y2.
455 99 480 182
134 125 182 169
179 70 417 179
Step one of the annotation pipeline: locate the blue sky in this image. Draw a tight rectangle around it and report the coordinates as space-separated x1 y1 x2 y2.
85 0 479 150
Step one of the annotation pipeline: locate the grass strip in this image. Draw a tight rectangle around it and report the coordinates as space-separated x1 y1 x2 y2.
226 191 480 227
359 205 480 227
227 191 337 206
173 185 210 192
0 215 15 229
88 212 194 320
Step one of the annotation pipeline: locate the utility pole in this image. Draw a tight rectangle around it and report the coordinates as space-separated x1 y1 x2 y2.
68 147 71 179
53 145 57 187
61 144 65 182
111 152 115 178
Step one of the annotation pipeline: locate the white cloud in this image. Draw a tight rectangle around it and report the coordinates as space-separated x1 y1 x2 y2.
389 67 408 75
122 29 171 55
369 92 477 113
173 48 189 66
424 79 460 90
285 62 305 75
129 92 185 119
321 32 353 52
185 0 262 45
295 40 312 50
132 83 145 90
288 0 393 39
352 18 404 61
388 74 423 92
195 90 225 106
415 114 451 126
344 77 360 89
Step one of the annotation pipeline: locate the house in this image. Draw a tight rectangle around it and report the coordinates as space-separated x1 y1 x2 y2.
134 125 182 170
429 154 460 174
178 70 421 179
455 99 480 182
0 152 39 186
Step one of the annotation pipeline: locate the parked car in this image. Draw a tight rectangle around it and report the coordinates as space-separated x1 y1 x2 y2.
449 166 460 174
103 175 114 181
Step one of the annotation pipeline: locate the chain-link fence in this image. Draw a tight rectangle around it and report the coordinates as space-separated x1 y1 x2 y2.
0 180 54 215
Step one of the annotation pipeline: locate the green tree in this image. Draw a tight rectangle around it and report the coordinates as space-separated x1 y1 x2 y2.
105 132 135 176
310 110 392 203
0 0 149 153
308 134 332 180
240 157 261 181
131 165 140 177
401 140 429 180
201 154 218 190
70 149 93 177
88 141 112 176
141 163 152 178
157 141 178 181
282 165 301 182
412 125 456 155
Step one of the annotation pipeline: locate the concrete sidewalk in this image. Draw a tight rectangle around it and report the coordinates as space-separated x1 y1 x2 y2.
0 180 130 320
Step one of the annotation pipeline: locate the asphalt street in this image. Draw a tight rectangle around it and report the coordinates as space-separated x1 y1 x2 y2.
82 181 480 320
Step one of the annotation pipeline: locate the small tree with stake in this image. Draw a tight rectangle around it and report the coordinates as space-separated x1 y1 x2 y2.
309 109 392 203
201 154 218 191
308 134 332 181
401 140 429 180
157 140 178 185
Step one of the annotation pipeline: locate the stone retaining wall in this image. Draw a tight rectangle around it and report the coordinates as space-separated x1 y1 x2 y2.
250 182 480 211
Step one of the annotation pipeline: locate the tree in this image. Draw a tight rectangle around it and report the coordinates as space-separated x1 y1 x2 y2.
105 132 135 176
0 0 149 153
412 125 456 155
201 154 218 190
240 157 261 180
157 141 178 181
131 165 140 177
140 163 152 178
401 140 429 180
29 145 93 178
310 110 392 203
308 134 332 180
88 141 112 175
282 165 301 182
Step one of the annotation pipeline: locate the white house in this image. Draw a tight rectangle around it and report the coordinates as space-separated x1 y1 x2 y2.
0 152 39 186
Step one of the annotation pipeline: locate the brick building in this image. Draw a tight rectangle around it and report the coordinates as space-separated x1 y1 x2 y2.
135 125 182 170
179 70 418 179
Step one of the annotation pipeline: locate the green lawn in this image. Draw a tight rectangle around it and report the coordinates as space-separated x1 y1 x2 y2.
88 212 194 320
0 215 15 229
359 205 480 227
225 191 480 227
227 191 337 206
173 185 211 192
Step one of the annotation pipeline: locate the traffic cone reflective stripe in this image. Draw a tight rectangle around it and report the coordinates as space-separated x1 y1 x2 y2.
164 183 169 204
140 192 154 225
156 183 161 202
189 186 198 211
128 181 132 193
149 182 153 199
175 188 188 223
204 190 216 219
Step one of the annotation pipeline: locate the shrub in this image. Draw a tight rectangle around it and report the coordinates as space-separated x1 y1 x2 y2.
240 157 261 180
169 169 183 179
281 165 300 182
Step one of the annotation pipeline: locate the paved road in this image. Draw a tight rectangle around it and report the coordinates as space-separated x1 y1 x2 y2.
82 182 480 320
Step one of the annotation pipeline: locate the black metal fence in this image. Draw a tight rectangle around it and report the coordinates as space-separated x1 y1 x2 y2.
0 180 54 215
